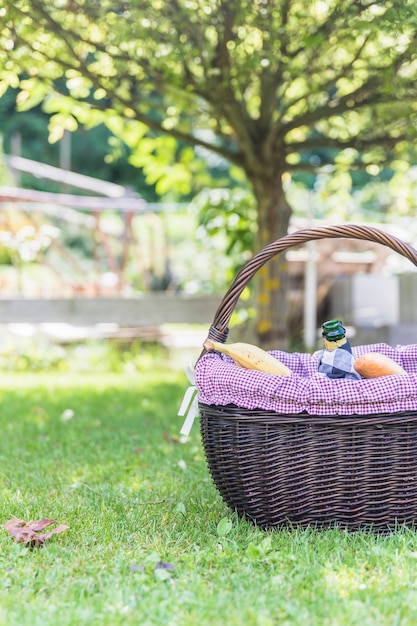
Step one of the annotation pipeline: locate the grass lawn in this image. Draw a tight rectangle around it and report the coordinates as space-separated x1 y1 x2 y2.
1 366 417 625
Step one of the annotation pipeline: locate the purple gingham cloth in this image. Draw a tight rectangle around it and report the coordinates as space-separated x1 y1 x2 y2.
195 343 417 416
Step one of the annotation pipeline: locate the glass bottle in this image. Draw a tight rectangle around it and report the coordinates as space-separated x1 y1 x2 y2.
318 319 361 379
321 319 348 350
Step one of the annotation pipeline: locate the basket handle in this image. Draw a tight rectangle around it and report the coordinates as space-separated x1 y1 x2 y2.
206 223 417 343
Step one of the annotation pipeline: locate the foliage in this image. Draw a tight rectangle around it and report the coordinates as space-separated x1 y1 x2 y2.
0 86 161 199
0 335 169 373
193 186 257 280
2 0 417 344
1 370 417 624
0 223 59 264
2 1 417 185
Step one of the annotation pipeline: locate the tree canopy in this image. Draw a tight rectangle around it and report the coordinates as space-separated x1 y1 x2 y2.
2 0 417 345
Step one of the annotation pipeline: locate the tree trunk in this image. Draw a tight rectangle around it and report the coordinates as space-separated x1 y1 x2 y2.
250 173 292 350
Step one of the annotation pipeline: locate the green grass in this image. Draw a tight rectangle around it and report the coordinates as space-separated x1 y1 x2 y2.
1 368 417 625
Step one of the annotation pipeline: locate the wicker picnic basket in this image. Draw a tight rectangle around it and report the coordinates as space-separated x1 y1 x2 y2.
198 224 417 532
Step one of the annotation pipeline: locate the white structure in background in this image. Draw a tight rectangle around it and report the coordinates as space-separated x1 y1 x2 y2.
302 201 317 350
330 274 399 329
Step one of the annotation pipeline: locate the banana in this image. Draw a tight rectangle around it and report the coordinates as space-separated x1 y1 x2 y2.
203 338 291 376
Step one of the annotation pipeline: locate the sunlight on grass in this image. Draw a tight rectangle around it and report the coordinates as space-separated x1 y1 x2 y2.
1 368 417 625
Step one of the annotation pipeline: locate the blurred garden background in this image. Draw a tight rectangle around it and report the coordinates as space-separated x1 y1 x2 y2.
2 3 417 625
1 0 417 363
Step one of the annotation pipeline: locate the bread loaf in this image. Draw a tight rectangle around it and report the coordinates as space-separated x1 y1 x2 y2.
354 353 407 378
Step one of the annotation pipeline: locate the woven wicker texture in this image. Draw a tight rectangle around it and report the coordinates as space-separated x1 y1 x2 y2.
199 224 417 531
200 404 417 531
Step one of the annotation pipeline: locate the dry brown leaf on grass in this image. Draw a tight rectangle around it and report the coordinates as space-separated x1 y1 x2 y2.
3 517 70 548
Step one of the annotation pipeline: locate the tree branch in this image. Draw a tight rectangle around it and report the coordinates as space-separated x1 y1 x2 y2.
287 131 414 154
279 73 415 138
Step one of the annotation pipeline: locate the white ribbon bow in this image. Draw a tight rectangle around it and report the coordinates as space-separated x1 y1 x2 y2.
178 361 199 436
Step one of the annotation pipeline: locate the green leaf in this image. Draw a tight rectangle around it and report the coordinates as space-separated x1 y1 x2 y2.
216 517 233 537
246 542 262 559
16 79 50 112
174 502 186 516
246 536 273 559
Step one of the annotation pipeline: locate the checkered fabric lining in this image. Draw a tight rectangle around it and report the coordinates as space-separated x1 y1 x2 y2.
195 343 417 415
